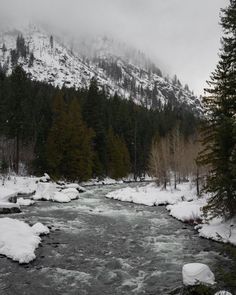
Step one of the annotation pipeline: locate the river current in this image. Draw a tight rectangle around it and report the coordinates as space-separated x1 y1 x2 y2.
0 184 234 294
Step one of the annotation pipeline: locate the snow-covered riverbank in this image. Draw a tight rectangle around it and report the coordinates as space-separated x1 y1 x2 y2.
0 174 80 263
106 182 236 246
0 175 235 267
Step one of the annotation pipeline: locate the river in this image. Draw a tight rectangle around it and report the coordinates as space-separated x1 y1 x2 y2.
0 184 234 294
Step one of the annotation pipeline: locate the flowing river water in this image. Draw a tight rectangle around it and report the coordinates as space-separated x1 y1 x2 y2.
0 184 235 295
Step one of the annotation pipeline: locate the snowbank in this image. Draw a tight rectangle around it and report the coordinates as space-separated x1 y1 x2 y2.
167 198 207 223
106 183 195 206
52 192 71 203
60 188 79 200
182 263 215 286
82 177 123 186
196 218 236 246
0 217 49 263
0 187 20 213
0 187 17 203
2 176 37 195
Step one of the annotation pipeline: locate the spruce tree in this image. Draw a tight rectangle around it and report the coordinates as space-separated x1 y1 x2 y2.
64 99 94 181
199 0 236 219
107 128 130 179
46 92 68 178
3 66 31 173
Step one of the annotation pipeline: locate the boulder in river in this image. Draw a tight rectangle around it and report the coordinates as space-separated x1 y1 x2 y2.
182 263 215 286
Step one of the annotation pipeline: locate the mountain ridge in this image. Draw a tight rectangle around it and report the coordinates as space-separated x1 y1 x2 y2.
0 24 202 113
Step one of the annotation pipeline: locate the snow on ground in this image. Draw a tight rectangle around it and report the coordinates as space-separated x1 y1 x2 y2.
196 218 236 246
0 174 83 211
82 177 123 186
167 198 207 223
106 182 195 206
0 187 19 211
2 176 38 195
0 217 49 263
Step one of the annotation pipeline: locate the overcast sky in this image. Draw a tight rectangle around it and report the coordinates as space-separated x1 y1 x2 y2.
0 0 228 95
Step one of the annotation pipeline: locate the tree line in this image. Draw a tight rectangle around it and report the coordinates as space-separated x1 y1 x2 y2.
0 66 198 181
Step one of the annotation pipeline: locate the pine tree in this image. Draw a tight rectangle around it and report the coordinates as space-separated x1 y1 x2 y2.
64 99 94 181
3 66 32 173
83 78 107 176
46 92 68 178
107 128 130 179
199 0 236 219
46 94 94 181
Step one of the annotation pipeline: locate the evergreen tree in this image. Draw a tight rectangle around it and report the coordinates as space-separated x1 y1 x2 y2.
3 66 32 173
63 99 94 181
83 78 107 176
107 128 130 179
46 94 94 181
46 92 68 178
199 0 236 219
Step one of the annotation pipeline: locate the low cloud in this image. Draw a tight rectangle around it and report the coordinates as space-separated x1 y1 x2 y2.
0 0 227 94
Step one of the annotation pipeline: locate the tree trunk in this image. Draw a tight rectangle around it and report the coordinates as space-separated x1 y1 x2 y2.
15 134 19 174
196 167 200 197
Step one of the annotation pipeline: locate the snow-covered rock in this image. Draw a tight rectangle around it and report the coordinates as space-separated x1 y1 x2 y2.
33 181 81 203
39 173 51 183
33 182 58 201
0 217 49 263
31 222 50 235
17 197 35 206
60 188 79 200
52 192 71 203
182 263 215 286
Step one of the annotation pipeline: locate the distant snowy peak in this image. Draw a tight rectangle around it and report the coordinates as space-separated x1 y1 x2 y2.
0 25 202 113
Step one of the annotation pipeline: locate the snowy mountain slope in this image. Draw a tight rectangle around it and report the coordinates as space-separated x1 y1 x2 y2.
0 25 202 112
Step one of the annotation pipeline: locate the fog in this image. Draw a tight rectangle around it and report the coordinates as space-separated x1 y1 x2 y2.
0 0 227 94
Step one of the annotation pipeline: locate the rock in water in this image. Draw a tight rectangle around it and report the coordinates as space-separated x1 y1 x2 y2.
182 263 215 286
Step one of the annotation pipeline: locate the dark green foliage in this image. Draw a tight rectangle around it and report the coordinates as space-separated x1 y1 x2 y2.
199 0 236 220
107 128 130 179
82 79 108 176
0 67 198 180
2 66 31 172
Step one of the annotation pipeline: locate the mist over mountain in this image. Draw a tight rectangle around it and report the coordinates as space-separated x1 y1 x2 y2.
0 24 202 112
0 0 226 95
